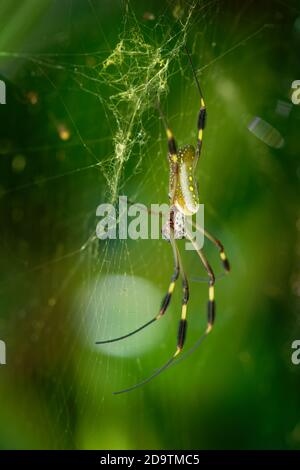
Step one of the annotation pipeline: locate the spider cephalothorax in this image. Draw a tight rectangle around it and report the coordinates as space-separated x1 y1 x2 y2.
162 206 186 241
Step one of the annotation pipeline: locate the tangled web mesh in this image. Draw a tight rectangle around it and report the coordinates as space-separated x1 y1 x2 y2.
0 1 206 205
89 3 194 201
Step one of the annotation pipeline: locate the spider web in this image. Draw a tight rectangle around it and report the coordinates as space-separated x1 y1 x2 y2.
0 0 276 450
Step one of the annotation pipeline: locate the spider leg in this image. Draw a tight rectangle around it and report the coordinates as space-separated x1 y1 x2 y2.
184 46 206 167
113 241 190 395
128 205 230 285
175 244 190 356
168 231 217 371
95 228 180 345
156 101 177 157
190 236 216 334
195 97 206 165
113 355 176 395
165 234 218 371
156 101 179 205
192 221 230 273
168 229 229 367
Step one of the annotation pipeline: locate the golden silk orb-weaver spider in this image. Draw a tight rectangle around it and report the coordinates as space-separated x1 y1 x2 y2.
96 48 230 394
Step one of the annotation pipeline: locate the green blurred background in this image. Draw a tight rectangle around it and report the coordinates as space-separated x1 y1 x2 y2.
0 0 300 450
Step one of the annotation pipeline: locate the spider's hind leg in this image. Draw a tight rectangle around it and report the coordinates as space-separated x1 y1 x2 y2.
192 221 230 274
157 231 180 320
113 239 191 394
175 259 190 357
187 234 216 335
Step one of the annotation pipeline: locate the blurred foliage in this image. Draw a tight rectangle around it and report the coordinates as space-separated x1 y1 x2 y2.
0 0 300 450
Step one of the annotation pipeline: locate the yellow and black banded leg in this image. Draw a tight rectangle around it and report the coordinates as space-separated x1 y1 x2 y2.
167 232 225 369
96 227 180 345
187 235 216 335
113 243 191 395
192 221 230 273
157 232 180 320
165 126 179 205
164 127 178 202
175 264 189 358
156 101 179 203
196 248 216 335
204 229 230 273
156 100 177 158
166 127 177 159
184 45 206 164
195 97 206 162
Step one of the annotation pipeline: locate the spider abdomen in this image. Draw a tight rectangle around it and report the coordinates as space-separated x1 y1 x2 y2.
170 144 199 216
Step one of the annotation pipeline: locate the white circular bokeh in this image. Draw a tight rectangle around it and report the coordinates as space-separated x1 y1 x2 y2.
76 274 171 358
